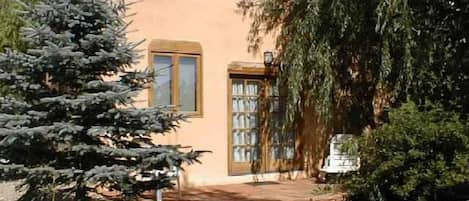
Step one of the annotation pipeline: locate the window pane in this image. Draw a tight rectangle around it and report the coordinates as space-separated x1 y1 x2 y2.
179 57 197 112
252 146 259 161
271 146 281 160
154 55 172 106
232 80 243 95
233 130 243 145
284 146 295 159
246 97 258 112
233 146 241 162
271 81 279 96
246 81 259 96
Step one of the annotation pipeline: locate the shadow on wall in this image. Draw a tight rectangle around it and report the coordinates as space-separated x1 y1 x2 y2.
248 103 333 180
177 105 334 187
300 105 333 178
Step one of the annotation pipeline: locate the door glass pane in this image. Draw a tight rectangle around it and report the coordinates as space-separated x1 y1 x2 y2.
271 83 279 96
232 97 238 112
248 114 257 128
245 131 251 145
232 114 246 129
179 57 197 111
247 130 258 145
236 98 245 112
272 131 280 144
238 114 245 128
154 55 172 106
271 146 281 160
233 146 241 162
246 97 258 112
232 114 239 129
239 147 245 162
284 146 295 160
246 81 259 96
268 80 296 161
270 97 279 112
232 80 243 95
233 130 243 145
286 131 295 144
245 147 252 161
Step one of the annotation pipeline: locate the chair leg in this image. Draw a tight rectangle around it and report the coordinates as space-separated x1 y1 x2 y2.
155 189 163 201
177 175 182 201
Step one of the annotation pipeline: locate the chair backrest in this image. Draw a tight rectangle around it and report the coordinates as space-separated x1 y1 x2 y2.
167 166 179 177
323 134 359 173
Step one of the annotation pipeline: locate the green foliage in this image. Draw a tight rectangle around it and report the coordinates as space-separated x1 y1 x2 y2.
238 0 400 128
240 1 469 200
238 0 469 128
0 0 36 96
403 1 469 115
0 0 204 200
345 102 469 201
0 0 36 51
312 184 342 196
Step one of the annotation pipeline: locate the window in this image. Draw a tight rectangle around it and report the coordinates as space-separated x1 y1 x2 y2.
148 40 202 116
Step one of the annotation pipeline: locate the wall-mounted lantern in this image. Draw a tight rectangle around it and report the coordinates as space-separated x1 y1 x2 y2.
263 51 274 67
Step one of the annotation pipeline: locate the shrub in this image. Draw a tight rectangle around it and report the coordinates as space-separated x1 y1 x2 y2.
346 102 469 201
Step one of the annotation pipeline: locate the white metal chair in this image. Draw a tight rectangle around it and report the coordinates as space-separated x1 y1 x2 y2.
321 134 359 174
136 166 181 201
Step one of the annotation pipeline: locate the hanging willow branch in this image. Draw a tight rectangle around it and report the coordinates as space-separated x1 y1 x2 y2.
238 0 468 129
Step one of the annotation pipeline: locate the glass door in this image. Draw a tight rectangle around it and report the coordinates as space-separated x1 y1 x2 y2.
229 79 262 175
266 81 296 172
228 77 298 175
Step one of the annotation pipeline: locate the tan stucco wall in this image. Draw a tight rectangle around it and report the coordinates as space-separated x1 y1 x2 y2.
126 0 313 186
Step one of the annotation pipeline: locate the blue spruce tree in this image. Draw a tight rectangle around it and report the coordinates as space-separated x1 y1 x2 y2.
0 0 204 200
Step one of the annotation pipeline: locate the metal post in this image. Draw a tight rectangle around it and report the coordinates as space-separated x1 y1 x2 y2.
155 184 162 201
177 174 181 200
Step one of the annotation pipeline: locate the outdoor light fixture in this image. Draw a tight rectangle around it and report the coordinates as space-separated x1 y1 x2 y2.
263 51 274 66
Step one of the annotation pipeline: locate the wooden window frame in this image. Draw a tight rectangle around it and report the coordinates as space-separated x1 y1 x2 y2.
148 40 203 118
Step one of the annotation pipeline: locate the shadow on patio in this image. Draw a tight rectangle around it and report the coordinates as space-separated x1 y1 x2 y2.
139 179 346 201
163 188 281 201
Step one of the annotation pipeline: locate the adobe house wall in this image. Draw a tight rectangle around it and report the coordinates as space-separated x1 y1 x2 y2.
126 0 327 186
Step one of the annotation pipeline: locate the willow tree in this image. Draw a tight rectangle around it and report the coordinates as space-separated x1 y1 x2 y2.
0 0 37 51
0 0 23 51
0 0 37 96
238 0 469 130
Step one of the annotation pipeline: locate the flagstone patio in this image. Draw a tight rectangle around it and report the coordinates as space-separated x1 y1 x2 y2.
142 179 345 201
1 179 345 201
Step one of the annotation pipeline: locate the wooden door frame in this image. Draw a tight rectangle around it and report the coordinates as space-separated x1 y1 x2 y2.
227 74 267 175
263 79 300 173
227 65 301 175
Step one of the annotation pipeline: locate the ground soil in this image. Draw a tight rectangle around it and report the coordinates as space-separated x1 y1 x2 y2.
0 181 22 201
